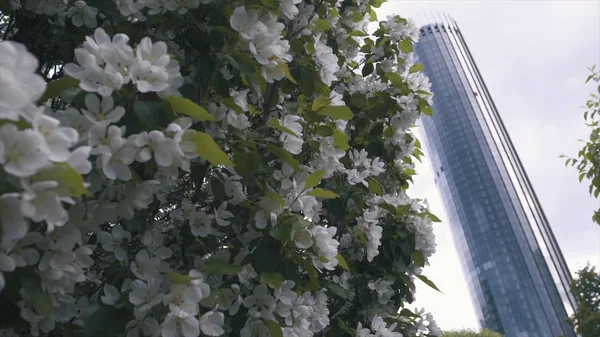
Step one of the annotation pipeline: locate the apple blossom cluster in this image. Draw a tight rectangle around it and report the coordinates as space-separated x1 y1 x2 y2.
230 6 293 83
0 1 443 337
64 28 183 97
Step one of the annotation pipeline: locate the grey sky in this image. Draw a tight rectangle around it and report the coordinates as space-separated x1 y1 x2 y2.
375 0 600 331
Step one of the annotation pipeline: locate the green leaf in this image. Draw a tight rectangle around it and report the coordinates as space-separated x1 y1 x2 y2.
411 251 425 267
409 63 424 73
350 30 368 37
387 72 404 88
259 0 278 9
315 125 334 137
362 62 374 77
308 188 339 199
332 129 350 150
416 274 442 293
423 105 433 116
328 283 349 299
38 76 79 104
83 307 132 337
399 39 414 54
269 117 299 137
427 212 442 222
264 320 284 337
268 145 300 171
132 100 170 131
369 0 386 8
205 261 243 275
319 106 354 121
336 317 356 336
292 67 315 96
233 149 261 180
247 105 259 116
266 191 286 207
306 170 326 189
368 6 378 21
312 96 331 111
313 18 331 31
165 96 215 121
211 71 230 97
280 63 298 84
366 177 383 195
36 163 90 197
336 253 350 271
166 272 197 284
303 262 319 291
19 269 52 315
260 272 285 289
356 227 368 246
399 308 421 318
194 132 234 166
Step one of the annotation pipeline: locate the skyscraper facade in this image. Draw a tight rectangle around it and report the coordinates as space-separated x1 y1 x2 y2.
413 17 577 337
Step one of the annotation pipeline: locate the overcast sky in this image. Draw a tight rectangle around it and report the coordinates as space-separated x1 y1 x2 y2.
374 0 600 331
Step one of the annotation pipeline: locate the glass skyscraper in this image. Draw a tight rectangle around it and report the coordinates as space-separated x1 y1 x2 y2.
414 16 577 337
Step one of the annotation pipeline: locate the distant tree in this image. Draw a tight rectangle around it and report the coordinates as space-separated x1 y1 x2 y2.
567 264 600 337
442 329 504 337
563 66 600 225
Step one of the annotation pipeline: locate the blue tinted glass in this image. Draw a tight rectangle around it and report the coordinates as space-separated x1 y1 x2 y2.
414 23 576 337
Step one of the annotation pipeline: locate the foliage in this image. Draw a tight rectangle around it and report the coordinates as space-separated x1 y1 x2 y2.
563 65 600 225
567 264 600 337
442 329 504 337
0 1 442 337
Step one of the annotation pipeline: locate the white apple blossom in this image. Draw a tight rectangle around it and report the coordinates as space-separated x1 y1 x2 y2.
314 38 340 86
129 37 176 93
226 110 250 130
230 89 250 111
222 284 243 315
101 283 120 305
214 202 233 227
0 124 50 177
0 193 32 244
158 59 184 98
230 7 266 40
130 250 162 281
98 225 131 261
129 278 165 313
67 146 93 175
240 320 270 337
82 94 126 126
97 125 138 180
0 41 46 121
53 108 94 141
243 284 276 320
32 114 79 162
147 0 177 15
280 115 304 154
275 280 297 306
310 226 339 270
291 225 313 249
175 0 199 14
21 181 69 231
116 0 146 17
281 0 302 20
199 311 225 336
126 317 161 337
161 303 200 337
67 1 98 28
2 232 42 269
65 28 135 96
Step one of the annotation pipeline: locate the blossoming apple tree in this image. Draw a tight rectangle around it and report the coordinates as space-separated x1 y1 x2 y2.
0 0 442 336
